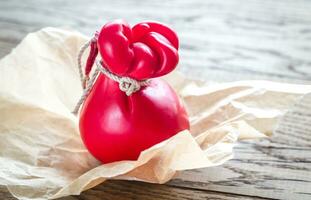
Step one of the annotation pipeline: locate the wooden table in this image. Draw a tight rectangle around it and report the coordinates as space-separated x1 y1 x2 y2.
1 0 311 199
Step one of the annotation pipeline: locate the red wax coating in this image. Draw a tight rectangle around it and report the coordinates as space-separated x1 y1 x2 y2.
79 20 189 163
85 40 98 77
97 20 179 80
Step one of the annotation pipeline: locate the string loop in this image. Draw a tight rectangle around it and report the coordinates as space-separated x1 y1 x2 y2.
73 37 149 115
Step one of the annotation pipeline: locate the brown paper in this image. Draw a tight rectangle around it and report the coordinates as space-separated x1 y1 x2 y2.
0 27 310 200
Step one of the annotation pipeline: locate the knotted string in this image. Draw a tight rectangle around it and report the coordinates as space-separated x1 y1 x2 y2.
96 60 149 95
72 36 149 115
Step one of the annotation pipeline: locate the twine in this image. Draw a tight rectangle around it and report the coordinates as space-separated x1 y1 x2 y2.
72 37 149 115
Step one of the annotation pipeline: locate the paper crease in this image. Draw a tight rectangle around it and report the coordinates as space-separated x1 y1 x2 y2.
1 27 311 200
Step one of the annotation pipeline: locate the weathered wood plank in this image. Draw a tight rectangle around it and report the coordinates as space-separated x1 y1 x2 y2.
71 180 268 200
168 94 311 200
1 0 311 83
0 182 268 200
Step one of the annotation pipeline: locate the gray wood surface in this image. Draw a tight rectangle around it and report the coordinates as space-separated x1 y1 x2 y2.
1 0 311 199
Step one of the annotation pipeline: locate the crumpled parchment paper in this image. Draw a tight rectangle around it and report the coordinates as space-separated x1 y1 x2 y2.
0 27 311 200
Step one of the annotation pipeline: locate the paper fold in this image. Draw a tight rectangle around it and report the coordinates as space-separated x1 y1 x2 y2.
0 27 310 200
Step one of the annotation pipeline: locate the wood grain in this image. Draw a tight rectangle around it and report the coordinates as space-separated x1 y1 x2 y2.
1 0 311 83
1 0 311 199
0 181 267 200
168 94 311 200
